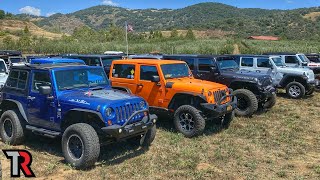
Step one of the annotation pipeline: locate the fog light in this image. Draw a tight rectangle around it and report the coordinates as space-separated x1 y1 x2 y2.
152 119 157 123
119 129 122 133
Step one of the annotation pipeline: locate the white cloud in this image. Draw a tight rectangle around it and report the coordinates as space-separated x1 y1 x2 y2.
102 0 118 6
19 6 41 16
46 12 56 17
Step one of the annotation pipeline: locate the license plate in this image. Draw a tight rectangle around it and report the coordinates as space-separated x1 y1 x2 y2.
227 105 232 111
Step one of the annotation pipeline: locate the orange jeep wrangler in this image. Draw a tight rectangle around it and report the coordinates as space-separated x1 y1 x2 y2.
109 59 237 138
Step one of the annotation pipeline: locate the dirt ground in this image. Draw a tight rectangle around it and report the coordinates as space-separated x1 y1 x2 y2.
0 91 320 180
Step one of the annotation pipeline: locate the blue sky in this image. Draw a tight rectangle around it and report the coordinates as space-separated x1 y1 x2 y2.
0 0 320 17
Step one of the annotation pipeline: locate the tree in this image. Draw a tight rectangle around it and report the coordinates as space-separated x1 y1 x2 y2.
0 10 5 19
170 29 179 39
24 25 30 35
185 29 195 40
3 36 16 49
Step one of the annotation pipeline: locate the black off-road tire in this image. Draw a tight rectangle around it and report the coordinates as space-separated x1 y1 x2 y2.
286 82 305 99
0 110 24 145
62 123 100 169
141 125 157 147
233 89 258 117
263 94 277 109
174 105 205 138
221 111 235 128
128 125 157 147
305 87 315 96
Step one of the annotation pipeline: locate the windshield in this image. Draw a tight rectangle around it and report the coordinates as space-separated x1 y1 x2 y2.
0 61 6 72
55 68 109 90
298 54 310 63
272 57 286 67
101 57 122 67
161 63 191 79
217 59 239 70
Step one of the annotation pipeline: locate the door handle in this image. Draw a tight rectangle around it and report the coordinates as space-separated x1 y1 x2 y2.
137 83 143 87
27 96 36 100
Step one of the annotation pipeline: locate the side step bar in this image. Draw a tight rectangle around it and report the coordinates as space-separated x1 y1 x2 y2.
26 125 61 138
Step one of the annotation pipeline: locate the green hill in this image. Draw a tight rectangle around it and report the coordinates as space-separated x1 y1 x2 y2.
3 2 320 39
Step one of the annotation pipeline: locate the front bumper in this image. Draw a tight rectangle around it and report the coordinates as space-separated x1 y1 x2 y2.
258 85 276 101
101 110 157 140
200 94 237 118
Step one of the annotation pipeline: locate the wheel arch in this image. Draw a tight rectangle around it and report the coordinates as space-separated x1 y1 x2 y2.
168 93 207 110
0 99 28 122
61 109 105 131
112 86 132 94
280 75 307 87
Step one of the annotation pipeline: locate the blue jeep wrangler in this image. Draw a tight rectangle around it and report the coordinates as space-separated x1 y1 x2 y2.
0 63 157 169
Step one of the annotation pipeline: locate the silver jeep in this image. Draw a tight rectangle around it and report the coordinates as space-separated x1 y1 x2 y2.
235 55 316 99
0 58 8 88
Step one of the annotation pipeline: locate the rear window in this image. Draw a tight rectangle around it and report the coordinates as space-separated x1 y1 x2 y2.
241 58 254 67
112 64 135 79
6 70 28 89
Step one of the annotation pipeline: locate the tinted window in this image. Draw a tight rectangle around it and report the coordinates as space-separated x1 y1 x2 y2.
140 65 159 81
6 70 28 89
198 59 213 71
285 56 298 64
101 57 122 67
184 59 195 70
112 64 135 79
161 63 190 79
257 58 272 68
32 72 51 91
241 58 254 67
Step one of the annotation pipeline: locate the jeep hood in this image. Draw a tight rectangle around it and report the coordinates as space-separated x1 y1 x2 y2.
167 78 227 92
58 89 143 109
277 67 314 75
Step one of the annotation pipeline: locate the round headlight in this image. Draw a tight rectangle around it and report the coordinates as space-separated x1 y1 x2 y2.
105 107 113 117
139 101 146 109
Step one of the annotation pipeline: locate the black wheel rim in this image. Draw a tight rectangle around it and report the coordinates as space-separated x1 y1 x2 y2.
67 134 84 160
179 112 195 132
3 118 13 138
237 97 249 111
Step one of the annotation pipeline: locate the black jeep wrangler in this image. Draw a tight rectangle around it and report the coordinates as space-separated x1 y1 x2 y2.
163 55 276 117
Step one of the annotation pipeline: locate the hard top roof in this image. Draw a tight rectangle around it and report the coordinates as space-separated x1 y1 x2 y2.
63 54 123 58
114 59 186 65
10 63 94 71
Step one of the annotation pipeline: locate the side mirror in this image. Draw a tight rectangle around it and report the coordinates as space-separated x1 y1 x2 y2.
151 76 160 83
39 86 51 95
209 66 218 72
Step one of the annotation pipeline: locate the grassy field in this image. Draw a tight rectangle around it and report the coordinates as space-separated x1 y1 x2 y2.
1 91 320 180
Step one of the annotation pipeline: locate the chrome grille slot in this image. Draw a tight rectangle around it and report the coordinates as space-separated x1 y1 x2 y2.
114 103 142 124
213 89 227 104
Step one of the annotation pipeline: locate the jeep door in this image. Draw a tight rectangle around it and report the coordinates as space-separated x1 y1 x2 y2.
239 57 255 71
284 55 300 68
255 58 273 74
110 63 138 93
27 70 57 129
194 58 215 80
136 64 164 107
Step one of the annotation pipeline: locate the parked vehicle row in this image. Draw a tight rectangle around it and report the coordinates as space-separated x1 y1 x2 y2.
0 50 319 170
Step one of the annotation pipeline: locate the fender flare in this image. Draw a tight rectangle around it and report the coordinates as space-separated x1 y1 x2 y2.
279 74 307 87
64 108 105 123
168 92 207 109
1 99 28 122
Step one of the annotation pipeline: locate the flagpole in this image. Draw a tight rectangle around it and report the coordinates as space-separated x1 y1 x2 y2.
125 21 129 58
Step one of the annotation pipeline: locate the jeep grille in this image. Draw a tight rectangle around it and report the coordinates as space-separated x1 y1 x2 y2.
115 103 142 124
213 89 228 104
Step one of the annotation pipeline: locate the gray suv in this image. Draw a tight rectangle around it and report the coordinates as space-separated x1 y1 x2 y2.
232 55 316 99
